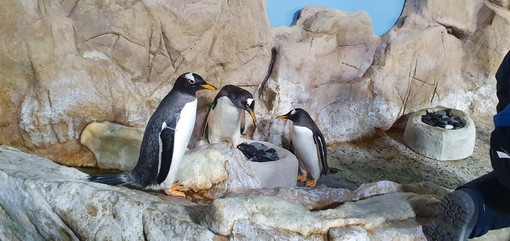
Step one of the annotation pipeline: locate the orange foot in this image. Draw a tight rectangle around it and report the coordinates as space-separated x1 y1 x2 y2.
185 189 216 202
196 190 215 201
297 173 308 183
230 142 238 149
164 182 189 197
305 178 318 188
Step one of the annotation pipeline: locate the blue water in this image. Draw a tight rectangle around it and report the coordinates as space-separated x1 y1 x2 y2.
266 0 405 36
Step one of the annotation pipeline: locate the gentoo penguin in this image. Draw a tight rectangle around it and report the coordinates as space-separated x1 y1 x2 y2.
277 108 328 188
203 85 256 148
88 72 216 197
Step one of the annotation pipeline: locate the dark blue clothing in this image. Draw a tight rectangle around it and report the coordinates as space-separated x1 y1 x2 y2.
493 105 510 127
460 173 510 238
496 49 510 112
460 50 510 238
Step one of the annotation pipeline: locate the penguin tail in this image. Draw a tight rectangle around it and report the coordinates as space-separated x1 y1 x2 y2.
88 173 127 186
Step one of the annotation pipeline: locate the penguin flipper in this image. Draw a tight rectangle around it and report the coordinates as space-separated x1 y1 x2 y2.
313 133 329 176
88 173 126 186
157 126 175 184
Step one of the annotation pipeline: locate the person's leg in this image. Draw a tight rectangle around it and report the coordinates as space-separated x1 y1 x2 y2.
424 172 510 241
423 188 478 241
462 172 510 238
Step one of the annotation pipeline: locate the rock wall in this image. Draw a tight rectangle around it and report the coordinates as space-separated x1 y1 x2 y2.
0 0 272 166
255 0 510 144
2 0 510 165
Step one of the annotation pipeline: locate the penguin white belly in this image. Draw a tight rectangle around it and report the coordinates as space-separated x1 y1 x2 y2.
159 99 197 189
207 97 242 145
292 125 321 179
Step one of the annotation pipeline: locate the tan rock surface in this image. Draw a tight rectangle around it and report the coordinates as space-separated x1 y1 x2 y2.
256 6 381 144
3 0 510 166
0 0 272 166
255 0 510 145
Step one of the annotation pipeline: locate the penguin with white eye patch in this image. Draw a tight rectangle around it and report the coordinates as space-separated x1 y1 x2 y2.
88 72 217 197
277 108 329 188
203 85 256 148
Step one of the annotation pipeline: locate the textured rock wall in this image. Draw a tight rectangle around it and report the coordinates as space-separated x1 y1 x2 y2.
0 0 272 166
2 0 510 165
255 0 510 145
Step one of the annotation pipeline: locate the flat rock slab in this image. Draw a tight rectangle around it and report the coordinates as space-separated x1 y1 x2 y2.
0 146 219 241
0 145 442 240
1 145 509 240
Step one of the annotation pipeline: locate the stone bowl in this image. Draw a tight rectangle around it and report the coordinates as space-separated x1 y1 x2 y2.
176 139 298 199
240 138 299 188
402 106 476 161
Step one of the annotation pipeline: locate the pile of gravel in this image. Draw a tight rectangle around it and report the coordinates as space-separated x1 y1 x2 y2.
421 109 466 130
237 142 279 162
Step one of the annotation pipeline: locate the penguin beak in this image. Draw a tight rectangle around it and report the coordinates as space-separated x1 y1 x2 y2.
276 115 288 120
247 108 257 126
200 84 217 90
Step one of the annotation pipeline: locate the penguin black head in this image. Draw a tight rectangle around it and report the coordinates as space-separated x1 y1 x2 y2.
173 72 217 95
214 85 257 124
276 108 312 126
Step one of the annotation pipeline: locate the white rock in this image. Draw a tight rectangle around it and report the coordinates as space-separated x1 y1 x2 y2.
5 145 503 240
329 226 369 241
403 107 476 161
0 146 220 240
80 121 144 171
241 139 298 188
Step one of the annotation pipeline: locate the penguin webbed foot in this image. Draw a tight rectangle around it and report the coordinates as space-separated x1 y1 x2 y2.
297 173 308 183
305 178 318 188
164 182 189 197
191 190 215 202
229 140 238 149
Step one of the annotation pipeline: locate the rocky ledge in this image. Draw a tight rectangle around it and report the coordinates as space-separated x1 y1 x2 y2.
0 145 444 240
3 118 510 240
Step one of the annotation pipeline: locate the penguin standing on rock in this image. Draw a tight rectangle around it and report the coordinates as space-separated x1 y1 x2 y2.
88 72 217 197
203 85 256 148
277 108 329 188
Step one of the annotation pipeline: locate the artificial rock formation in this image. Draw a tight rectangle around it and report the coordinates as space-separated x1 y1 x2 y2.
255 0 510 145
3 0 510 239
0 145 455 241
256 7 381 145
0 0 272 166
403 107 476 161
80 121 144 171
2 0 510 166
81 121 299 197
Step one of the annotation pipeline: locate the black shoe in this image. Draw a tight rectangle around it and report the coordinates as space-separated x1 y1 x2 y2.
423 189 479 241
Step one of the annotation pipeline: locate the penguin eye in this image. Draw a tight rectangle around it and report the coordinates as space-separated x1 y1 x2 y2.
185 73 196 84
246 98 254 107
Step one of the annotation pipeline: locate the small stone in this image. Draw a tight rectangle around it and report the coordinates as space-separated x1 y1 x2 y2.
436 110 447 116
445 125 454 130
238 142 280 162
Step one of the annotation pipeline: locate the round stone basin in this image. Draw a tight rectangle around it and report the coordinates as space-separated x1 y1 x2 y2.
240 138 299 188
402 107 476 161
